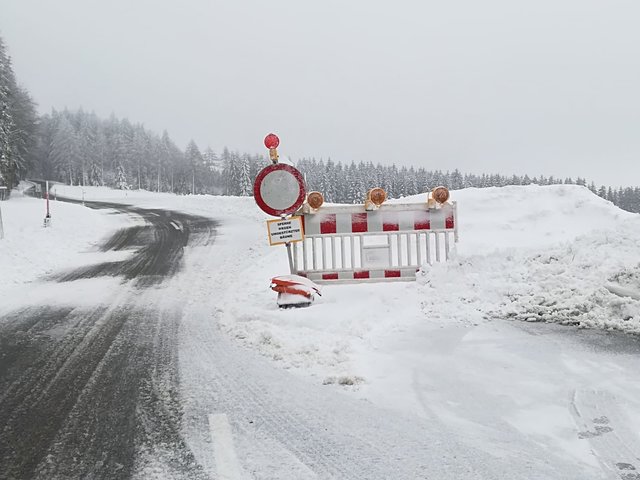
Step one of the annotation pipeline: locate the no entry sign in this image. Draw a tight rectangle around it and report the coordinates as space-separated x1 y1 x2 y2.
253 164 306 217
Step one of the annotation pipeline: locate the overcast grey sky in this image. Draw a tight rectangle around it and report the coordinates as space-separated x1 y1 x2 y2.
1 0 639 186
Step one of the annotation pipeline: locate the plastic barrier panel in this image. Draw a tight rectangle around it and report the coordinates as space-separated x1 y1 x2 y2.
293 202 457 283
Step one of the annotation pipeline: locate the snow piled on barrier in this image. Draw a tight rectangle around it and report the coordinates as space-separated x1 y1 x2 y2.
418 185 640 334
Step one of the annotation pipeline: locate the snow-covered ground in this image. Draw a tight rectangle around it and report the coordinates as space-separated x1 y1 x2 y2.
4 182 640 477
24 183 640 376
0 186 132 313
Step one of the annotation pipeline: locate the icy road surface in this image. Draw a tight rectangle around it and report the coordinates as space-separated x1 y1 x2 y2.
0 193 639 479
0 200 218 479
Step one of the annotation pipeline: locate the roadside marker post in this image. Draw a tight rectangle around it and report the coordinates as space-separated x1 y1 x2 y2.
43 180 51 228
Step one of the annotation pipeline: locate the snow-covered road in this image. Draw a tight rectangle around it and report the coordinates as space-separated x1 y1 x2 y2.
354 319 640 479
0 200 218 479
177 300 640 480
175 218 640 480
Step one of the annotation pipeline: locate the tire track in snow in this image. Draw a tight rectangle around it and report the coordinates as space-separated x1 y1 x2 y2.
0 201 218 479
571 389 640 479
178 302 495 480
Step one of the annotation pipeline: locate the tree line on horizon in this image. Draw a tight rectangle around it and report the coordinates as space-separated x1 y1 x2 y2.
30 108 262 196
1 34 639 214
296 158 640 213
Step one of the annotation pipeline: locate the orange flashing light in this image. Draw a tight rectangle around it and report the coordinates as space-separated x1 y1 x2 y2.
432 186 450 204
366 187 387 207
307 191 324 210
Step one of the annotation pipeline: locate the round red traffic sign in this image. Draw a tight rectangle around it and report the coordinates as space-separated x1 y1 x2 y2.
253 164 306 217
264 133 280 149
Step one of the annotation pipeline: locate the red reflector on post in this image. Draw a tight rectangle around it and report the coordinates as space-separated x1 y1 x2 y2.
446 215 454 229
322 273 339 280
351 213 368 233
414 211 430 230
320 214 337 234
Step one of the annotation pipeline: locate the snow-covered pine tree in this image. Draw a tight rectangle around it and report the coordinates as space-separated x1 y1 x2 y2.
450 169 464 190
0 85 11 187
185 140 204 194
131 126 148 190
51 115 81 185
221 147 240 195
115 163 128 190
238 154 252 196
597 185 607 198
0 37 19 187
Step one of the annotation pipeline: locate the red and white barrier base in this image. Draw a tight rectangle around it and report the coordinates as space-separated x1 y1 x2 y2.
270 275 322 309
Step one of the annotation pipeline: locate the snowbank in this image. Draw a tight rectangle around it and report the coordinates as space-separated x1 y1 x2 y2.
0 191 129 311
419 185 640 334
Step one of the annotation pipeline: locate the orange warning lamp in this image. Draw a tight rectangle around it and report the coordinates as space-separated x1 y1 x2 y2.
368 188 387 206
432 186 450 204
365 188 387 211
307 191 324 209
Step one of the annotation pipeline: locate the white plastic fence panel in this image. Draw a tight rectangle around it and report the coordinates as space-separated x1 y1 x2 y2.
292 202 457 283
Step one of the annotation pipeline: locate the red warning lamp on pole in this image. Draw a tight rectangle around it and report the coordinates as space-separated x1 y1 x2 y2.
264 133 280 164
264 133 280 149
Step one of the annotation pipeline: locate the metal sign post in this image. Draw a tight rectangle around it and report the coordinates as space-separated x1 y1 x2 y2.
285 229 295 273
43 180 51 227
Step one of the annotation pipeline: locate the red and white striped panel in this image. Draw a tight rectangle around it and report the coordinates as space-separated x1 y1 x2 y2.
300 268 418 281
302 205 455 236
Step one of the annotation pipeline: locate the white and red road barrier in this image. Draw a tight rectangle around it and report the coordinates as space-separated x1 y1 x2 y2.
292 202 458 283
254 133 458 286
271 275 322 308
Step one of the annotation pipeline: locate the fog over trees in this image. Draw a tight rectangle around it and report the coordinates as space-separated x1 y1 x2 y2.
1 34 639 214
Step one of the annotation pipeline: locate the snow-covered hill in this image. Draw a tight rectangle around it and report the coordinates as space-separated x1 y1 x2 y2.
419 185 640 333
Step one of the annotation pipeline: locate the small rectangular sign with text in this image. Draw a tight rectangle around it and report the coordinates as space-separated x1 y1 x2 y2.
267 216 305 246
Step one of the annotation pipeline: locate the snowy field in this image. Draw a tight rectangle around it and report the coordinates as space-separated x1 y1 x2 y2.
0 186 133 313
3 182 640 476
